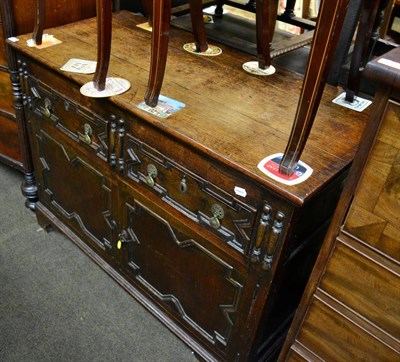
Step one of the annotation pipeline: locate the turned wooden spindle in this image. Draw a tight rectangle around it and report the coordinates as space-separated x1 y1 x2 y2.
92 0 112 91
33 0 45 45
279 0 350 176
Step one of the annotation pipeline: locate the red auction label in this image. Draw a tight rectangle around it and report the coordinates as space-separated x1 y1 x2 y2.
258 153 313 186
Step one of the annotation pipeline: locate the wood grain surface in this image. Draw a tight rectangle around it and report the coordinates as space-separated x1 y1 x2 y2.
344 100 400 260
8 11 368 204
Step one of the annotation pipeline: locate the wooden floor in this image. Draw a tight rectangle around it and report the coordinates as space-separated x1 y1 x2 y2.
10 11 369 205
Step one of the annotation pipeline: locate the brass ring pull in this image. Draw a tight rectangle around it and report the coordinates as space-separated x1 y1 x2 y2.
210 204 224 230
42 98 52 118
79 123 93 145
146 164 158 187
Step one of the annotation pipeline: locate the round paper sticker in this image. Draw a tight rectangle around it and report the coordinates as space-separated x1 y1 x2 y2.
242 61 276 76
80 77 131 98
183 42 222 57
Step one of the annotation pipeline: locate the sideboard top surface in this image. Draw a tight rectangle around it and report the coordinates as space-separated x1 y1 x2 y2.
8 11 369 205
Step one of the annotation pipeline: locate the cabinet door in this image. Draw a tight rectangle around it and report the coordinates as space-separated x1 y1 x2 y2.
117 182 253 359
31 121 116 260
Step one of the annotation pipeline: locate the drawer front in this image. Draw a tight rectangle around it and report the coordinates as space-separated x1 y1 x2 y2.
297 297 400 361
344 100 400 261
29 77 109 162
31 123 116 260
124 133 258 257
117 182 253 360
320 238 400 339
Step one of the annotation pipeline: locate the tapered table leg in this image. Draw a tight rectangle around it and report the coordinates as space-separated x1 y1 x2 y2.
141 0 153 26
33 0 45 45
279 0 350 176
345 0 388 102
144 0 171 107
256 0 278 69
93 0 112 91
189 0 208 52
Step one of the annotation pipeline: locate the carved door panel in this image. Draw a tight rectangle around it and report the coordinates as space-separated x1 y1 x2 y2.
31 120 116 260
117 182 252 358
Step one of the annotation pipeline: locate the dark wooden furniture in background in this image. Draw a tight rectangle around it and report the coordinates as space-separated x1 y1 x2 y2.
0 6 23 169
0 0 96 207
8 10 369 360
279 47 400 361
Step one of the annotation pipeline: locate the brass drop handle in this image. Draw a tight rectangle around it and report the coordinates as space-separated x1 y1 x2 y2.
42 98 52 118
79 123 93 145
146 164 158 187
117 230 131 250
210 204 224 230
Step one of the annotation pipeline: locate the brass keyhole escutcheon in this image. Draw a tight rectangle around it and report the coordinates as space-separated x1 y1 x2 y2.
179 176 188 194
146 164 158 187
210 204 224 230
43 98 52 118
80 123 93 145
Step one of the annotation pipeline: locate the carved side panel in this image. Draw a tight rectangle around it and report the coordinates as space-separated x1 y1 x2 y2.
119 191 244 353
34 127 115 252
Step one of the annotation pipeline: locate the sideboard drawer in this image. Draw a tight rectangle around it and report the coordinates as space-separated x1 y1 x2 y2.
124 133 259 257
29 77 109 162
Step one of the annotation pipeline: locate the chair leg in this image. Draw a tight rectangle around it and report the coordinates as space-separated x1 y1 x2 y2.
345 0 380 102
215 0 225 17
144 0 172 107
141 0 153 26
279 0 350 176
189 0 208 52
92 0 112 91
33 0 45 45
283 0 297 18
256 0 278 69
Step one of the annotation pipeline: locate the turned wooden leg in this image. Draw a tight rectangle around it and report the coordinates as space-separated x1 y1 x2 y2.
279 0 350 176
33 0 45 45
283 0 297 18
345 0 380 102
144 0 171 107
256 0 278 69
189 0 208 52
93 0 112 91
215 0 225 17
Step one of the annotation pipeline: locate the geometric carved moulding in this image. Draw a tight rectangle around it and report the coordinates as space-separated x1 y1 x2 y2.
123 199 244 352
37 129 114 250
